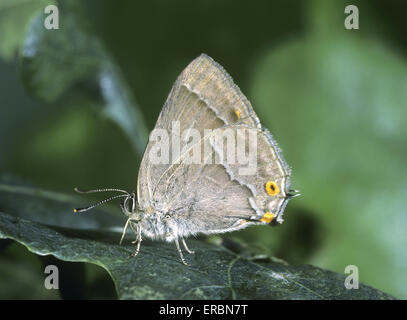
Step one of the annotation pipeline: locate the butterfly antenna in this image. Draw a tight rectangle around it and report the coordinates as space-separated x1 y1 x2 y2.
74 187 129 195
74 194 128 213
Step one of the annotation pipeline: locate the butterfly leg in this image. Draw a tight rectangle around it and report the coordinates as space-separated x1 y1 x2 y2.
181 237 195 254
130 224 142 257
119 218 131 245
175 238 190 266
130 222 139 244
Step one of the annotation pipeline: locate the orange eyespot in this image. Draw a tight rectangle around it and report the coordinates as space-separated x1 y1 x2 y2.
265 181 279 196
234 109 241 120
260 212 275 224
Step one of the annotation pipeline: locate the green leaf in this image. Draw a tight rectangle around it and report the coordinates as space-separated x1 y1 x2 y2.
0 180 394 299
0 0 52 61
250 33 407 298
19 0 148 156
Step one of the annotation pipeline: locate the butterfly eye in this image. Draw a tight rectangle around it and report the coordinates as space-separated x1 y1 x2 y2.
123 196 136 213
265 181 280 196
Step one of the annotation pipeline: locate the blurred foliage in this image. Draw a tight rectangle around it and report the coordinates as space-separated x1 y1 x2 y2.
0 0 51 60
19 0 148 155
0 0 406 299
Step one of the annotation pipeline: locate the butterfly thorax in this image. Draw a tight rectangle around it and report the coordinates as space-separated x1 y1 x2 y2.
120 195 174 241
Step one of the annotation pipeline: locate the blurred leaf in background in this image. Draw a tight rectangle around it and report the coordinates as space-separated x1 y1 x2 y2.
19 0 148 155
0 0 51 61
1 0 148 193
0 0 406 299
250 1 407 298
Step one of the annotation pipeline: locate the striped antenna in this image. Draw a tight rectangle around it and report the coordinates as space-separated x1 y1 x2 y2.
73 194 128 213
74 187 129 195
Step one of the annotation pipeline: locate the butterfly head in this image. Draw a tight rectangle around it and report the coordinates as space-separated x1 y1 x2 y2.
121 192 137 215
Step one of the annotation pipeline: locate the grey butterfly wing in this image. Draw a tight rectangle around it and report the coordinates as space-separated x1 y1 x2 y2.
152 125 291 235
154 159 257 234
137 54 258 208
137 54 291 233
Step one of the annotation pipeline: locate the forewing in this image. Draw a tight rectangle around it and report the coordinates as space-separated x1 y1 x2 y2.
138 54 259 207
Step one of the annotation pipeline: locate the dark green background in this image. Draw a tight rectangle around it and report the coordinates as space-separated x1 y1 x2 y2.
0 0 406 299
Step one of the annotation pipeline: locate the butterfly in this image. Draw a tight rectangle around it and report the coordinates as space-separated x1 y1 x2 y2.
74 54 298 265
